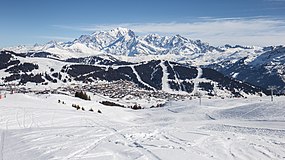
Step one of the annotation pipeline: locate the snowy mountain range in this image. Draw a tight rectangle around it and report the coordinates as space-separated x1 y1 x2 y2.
2 27 278 66
0 50 267 98
4 27 219 58
207 46 285 93
1 27 285 93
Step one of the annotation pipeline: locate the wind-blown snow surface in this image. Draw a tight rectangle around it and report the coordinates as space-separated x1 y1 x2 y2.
0 93 285 160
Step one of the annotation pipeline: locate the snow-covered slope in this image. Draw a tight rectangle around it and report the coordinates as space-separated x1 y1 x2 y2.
0 51 267 98
207 46 285 93
0 93 284 160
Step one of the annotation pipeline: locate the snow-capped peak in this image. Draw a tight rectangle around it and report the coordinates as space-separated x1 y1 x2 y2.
3 27 280 64
107 27 134 37
89 27 135 40
4 27 218 58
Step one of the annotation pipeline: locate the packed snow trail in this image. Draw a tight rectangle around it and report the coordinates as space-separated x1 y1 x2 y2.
192 66 203 94
130 65 156 91
0 131 4 160
168 62 182 91
0 93 285 160
160 61 171 93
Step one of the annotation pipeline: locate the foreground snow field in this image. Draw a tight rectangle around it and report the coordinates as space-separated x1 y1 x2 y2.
0 93 284 160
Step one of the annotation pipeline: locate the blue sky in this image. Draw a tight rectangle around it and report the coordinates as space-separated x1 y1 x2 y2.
1 0 285 47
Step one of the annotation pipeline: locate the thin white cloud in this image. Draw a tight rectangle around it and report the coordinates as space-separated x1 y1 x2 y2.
53 17 285 46
37 36 74 41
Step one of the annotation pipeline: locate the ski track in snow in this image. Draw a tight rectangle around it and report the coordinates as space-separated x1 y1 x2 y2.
192 66 203 94
130 65 156 91
159 61 188 94
63 128 126 160
160 61 173 93
61 117 161 160
0 131 4 160
0 94 285 160
167 62 182 91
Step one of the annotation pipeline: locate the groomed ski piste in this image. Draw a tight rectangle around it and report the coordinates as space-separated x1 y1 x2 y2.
0 93 284 160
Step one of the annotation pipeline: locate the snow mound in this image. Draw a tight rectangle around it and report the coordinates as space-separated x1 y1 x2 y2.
213 100 285 121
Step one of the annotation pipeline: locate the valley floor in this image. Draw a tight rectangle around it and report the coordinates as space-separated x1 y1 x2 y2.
0 93 284 160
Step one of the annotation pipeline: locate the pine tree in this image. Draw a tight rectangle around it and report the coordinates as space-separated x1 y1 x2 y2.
75 91 91 100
